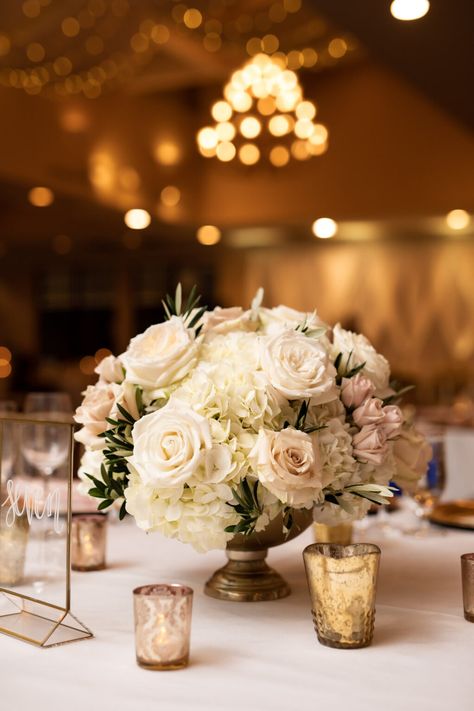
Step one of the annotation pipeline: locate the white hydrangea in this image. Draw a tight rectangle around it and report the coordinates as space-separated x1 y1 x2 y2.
331 324 390 393
317 417 358 490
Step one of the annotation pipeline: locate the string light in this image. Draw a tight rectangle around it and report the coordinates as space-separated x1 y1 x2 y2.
197 53 329 166
160 185 181 207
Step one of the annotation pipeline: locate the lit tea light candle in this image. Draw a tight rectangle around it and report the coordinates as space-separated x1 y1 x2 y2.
0 484 30 586
71 513 107 571
133 584 193 670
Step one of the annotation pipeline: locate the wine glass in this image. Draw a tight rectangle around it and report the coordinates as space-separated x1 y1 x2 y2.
404 428 446 536
0 400 18 477
21 392 72 590
22 392 72 478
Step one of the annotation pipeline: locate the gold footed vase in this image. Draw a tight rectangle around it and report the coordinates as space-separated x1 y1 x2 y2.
205 509 313 602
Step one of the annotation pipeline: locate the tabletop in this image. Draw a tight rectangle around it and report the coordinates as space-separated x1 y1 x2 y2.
1 514 474 711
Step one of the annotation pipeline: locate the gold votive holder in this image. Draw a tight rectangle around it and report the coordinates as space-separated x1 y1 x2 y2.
461 553 474 622
71 513 107 571
303 543 381 649
133 584 193 671
313 522 353 545
0 492 30 586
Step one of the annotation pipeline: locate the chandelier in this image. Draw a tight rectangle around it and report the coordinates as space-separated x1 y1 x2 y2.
197 53 329 167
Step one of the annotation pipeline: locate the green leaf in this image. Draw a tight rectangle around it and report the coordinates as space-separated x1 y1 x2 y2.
116 402 135 424
119 500 127 520
97 499 113 511
334 352 343 371
88 487 106 498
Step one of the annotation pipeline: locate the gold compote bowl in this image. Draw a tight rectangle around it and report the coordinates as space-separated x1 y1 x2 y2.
205 508 313 602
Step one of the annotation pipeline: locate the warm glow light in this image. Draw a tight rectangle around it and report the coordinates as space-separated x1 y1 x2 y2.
291 140 311 161
240 116 261 139
229 90 252 112
390 0 430 21
154 141 181 166
161 185 181 207
62 17 80 37
0 346 12 362
328 38 348 59
28 186 54 207
309 124 329 145
26 42 45 63
269 146 290 167
296 101 316 120
0 361 12 379
312 217 338 239
269 114 292 136
197 126 218 150
211 100 232 122
257 96 276 115
197 225 221 245
199 54 327 167
60 108 89 132
124 208 151 230
216 121 236 141
239 143 260 165
446 209 471 231
79 356 96 375
183 8 202 29
216 141 236 162
294 119 314 139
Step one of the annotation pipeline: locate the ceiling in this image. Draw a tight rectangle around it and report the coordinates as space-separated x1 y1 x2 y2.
0 0 472 251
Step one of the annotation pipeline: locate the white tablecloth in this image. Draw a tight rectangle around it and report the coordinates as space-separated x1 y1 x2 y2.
2 518 474 711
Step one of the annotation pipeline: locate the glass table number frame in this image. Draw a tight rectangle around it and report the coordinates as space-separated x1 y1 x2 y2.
0 415 93 647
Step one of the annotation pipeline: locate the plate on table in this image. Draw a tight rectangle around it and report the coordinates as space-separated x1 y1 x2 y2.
429 500 474 530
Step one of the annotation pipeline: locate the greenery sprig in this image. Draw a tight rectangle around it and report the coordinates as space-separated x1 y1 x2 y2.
283 399 326 435
162 283 207 336
323 482 395 511
334 350 366 385
84 388 144 520
225 478 263 536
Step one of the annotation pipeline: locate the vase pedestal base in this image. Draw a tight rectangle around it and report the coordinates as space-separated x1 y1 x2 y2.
204 549 290 602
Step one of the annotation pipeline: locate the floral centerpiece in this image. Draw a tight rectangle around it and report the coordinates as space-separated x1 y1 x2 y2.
75 286 431 558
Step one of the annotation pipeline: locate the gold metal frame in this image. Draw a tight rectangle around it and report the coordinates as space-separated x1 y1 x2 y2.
0 415 93 647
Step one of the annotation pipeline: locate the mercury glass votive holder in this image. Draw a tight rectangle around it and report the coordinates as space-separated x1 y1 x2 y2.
303 543 381 649
71 513 107 571
313 522 353 545
133 584 193 670
461 553 474 622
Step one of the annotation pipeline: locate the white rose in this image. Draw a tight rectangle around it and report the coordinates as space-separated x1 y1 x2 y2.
128 401 212 489
74 382 120 446
110 381 142 422
202 307 257 336
260 306 327 335
332 324 390 392
392 424 432 493
250 427 323 508
121 316 198 390
95 355 124 384
261 330 338 404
